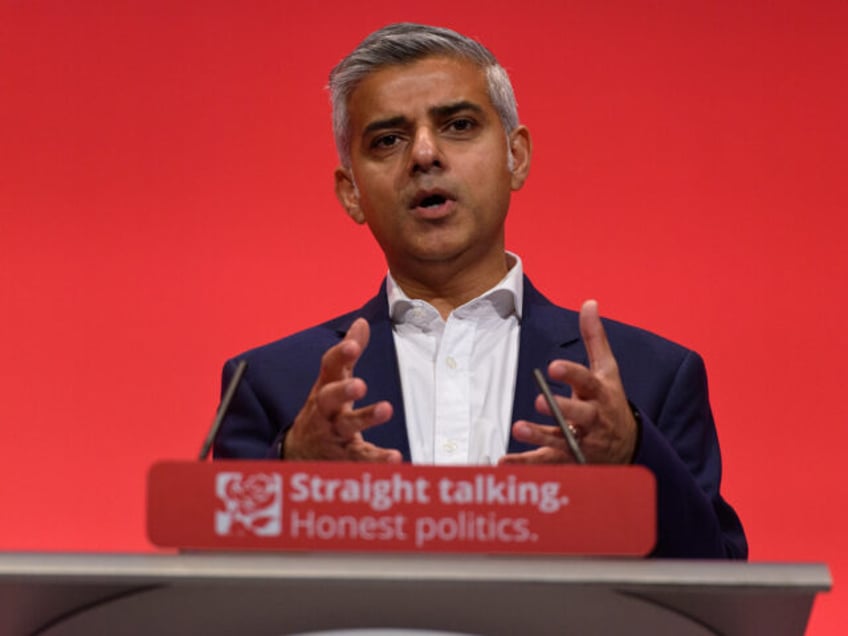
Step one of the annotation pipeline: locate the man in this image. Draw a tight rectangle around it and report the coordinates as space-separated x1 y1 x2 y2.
214 23 747 559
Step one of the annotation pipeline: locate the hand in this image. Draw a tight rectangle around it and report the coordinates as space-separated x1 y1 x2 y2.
283 318 402 462
500 300 637 465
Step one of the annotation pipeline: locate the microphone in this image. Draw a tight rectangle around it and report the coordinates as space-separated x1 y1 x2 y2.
198 359 248 460
533 368 587 464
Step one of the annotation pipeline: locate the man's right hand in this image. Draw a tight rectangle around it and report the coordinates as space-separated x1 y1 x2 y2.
282 317 402 462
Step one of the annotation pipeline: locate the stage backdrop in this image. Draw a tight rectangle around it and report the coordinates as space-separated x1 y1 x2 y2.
1 1 845 633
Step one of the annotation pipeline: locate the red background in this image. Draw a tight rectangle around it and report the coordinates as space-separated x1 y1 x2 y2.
1 1 845 633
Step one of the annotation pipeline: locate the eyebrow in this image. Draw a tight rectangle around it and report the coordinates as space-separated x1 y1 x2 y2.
430 100 485 120
361 100 487 138
363 115 408 138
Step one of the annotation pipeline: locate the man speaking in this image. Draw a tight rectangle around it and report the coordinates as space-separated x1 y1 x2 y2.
214 22 746 559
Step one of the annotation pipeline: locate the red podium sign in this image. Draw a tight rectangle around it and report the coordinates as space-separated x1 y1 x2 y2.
147 461 656 555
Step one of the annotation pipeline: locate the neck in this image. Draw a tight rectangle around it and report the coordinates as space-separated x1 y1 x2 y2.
389 252 514 320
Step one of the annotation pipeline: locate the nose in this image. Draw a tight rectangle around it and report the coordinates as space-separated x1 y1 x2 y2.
410 126 442 173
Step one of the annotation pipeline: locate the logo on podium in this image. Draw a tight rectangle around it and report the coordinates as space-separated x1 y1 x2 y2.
215 472 282 537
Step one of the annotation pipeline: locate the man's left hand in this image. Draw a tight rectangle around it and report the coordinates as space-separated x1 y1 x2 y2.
500 300 638 465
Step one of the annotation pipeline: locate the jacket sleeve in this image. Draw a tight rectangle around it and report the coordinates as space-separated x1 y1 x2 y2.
212 357 283 459
632 350 748 559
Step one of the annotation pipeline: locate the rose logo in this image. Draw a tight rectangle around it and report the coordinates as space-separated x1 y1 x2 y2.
215 472 282 537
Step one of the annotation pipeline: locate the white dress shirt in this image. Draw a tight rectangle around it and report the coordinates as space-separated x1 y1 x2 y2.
387 255 523 465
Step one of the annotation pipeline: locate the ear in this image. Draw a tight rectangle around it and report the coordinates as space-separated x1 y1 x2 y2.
334 166 365 224
508 125 532 191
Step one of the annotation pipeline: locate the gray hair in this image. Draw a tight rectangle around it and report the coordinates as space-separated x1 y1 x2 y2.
328 23 520 167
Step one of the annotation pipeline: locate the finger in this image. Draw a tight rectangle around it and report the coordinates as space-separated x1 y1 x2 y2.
533 393 596 429
314 377 367 418
547 359 603 400
333 400 393 438
315 318 371 385
344 439 403 463
315 340 360 386
499 446 574 465
345 317 371 353
511 420 566 449
579 299 616 375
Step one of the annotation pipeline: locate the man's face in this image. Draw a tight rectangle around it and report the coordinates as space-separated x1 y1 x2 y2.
335 55 531 278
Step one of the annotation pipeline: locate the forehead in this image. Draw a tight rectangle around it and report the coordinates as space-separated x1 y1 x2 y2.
346 56 493 129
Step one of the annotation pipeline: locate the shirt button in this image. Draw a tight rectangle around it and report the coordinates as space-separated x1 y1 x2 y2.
442 440 458 453
446 356 457 369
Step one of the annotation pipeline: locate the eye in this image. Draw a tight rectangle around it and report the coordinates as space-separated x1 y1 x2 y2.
447 118 476 133
372 134 401 149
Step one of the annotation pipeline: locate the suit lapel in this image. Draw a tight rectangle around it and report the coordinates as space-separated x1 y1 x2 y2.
330 284 412 461
508 278 586 454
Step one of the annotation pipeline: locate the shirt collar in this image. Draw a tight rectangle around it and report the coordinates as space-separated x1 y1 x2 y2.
387 252 524 324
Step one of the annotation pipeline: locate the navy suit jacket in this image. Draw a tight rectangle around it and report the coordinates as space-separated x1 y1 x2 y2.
215 277 747 559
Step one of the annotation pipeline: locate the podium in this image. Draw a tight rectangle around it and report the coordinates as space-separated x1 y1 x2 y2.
0 552 831 635
2 462 827 634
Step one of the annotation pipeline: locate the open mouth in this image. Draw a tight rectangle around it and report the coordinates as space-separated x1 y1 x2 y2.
411 189 453 211
409 188 455 218
418 194 447 208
